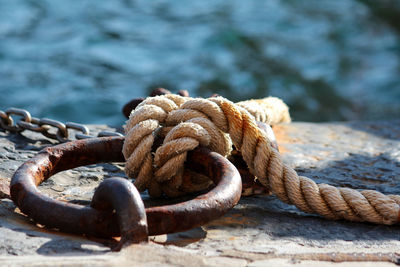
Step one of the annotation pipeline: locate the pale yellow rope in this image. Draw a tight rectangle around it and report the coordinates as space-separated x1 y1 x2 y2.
123 95 400 225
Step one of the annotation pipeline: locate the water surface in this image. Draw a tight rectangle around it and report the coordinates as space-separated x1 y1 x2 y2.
0 0 399 126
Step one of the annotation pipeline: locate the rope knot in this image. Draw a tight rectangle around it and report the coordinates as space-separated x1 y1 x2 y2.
122 93 400 225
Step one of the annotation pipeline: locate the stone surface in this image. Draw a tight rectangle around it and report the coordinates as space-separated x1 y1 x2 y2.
0 121 399 266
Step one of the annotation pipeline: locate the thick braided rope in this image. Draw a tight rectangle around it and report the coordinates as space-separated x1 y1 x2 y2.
236 97 291 125
122 94 187 195
124 95 400 224
124 96 289 196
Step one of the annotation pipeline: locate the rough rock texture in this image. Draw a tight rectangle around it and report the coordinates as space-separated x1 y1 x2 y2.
0 121 399 266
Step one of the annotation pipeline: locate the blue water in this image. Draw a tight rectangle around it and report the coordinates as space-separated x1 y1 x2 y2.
0 0 399 126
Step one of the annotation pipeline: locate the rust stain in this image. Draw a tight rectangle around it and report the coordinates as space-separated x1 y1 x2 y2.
272 125 293 143
271 124 297 154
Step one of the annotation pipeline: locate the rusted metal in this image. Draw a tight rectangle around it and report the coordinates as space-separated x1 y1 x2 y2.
0 107 122 142
0 108 31 132
10 136 241 246
149 87 172 97
122 97 145 118
229 150 269 196
91 177 148 251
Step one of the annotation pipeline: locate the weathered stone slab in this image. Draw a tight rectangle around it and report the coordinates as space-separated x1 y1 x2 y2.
0 120 399 266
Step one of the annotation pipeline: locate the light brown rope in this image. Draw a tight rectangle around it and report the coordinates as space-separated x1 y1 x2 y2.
123 95 400 225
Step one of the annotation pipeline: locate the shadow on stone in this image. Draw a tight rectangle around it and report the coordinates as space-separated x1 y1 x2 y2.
36 239 111 255
151 227 207 247
296 152 400 195
7 131 55 151
0 199 113 256
223 151 400 245
236 201 400 242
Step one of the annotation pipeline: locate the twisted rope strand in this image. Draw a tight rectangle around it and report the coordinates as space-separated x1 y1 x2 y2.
123 95 185 191
123 95 400 224
236 96 291 124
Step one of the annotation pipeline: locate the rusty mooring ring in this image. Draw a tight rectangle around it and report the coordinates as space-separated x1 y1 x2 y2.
10 136 242 249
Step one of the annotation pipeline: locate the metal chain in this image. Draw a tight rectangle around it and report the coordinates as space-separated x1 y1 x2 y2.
0 107 123 142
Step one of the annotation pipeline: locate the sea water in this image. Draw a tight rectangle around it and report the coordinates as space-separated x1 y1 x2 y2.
0 0 399 126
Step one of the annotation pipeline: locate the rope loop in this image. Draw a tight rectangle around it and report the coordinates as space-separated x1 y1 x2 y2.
123 94 400 225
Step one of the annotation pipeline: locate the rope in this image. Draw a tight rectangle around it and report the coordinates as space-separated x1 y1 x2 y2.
123 95 400 225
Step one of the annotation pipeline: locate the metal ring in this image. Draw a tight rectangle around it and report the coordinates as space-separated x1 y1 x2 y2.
10 136 242 247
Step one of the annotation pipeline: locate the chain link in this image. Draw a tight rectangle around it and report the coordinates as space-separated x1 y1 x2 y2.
0 107 123 142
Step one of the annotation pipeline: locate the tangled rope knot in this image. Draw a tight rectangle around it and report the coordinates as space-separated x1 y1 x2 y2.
123 94 400 225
